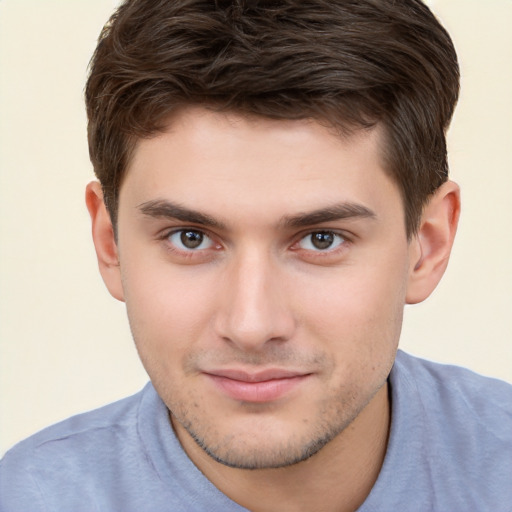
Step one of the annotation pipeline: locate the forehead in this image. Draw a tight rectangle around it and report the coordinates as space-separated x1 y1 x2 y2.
120 108 403 228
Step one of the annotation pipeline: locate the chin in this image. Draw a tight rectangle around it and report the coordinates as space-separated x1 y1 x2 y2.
176 409 354 470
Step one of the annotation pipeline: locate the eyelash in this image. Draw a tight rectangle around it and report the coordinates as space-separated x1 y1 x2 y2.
294 231 346 252
289 230 352 263
159 228 220 260
159 228 351 261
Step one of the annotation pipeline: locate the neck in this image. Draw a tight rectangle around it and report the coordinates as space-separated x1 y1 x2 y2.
174 382 390 512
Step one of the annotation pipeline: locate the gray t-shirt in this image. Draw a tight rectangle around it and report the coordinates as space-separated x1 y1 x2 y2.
1 350 511 511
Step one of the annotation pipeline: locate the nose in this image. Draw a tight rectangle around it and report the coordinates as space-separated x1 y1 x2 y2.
213 249 296 352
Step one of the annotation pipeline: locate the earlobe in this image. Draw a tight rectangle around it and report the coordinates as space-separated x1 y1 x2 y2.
85 181 125 302
406 181 460 304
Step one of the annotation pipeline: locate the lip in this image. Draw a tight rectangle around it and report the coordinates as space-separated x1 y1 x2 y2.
203 369 311 403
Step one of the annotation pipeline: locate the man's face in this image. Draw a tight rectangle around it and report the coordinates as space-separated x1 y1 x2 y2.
115 108 416 469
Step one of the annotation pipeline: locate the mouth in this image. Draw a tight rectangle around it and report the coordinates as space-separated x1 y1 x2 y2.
203 368 312 403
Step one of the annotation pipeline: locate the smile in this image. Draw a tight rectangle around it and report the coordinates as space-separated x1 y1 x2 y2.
204 369 312 403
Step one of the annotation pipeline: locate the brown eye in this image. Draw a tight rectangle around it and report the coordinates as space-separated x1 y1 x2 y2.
298 231 344 251
311 232 335 249
168 230 213 250
181 230 203 248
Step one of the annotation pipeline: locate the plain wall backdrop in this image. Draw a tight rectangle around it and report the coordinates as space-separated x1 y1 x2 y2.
1 0 511 456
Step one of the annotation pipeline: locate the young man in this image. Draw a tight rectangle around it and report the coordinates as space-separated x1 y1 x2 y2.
1 0 511 510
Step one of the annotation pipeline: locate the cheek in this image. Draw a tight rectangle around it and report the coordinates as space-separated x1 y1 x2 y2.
121 258 219 357
295 254 409 362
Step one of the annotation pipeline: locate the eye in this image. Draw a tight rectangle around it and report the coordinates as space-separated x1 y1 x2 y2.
168 229 215 251
297 231 345 251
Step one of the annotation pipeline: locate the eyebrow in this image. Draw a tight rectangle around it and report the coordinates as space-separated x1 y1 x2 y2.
137 200 227 229
137 199 376 230
281 203 376 228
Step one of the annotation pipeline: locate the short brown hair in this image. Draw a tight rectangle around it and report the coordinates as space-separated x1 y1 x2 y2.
86 0 459 235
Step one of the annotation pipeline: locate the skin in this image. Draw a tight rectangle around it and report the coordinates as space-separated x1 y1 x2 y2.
87 107 460 512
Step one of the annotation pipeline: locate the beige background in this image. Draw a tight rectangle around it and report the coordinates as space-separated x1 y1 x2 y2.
0 0 511 456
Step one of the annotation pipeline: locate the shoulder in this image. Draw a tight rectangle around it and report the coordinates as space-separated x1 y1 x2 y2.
0 384 151 511
388 350 512 509
2 385 147 455
393 349 512 418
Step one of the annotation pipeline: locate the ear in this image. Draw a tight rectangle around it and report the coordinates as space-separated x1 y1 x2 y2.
406 180 460 304
85 181 125 302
